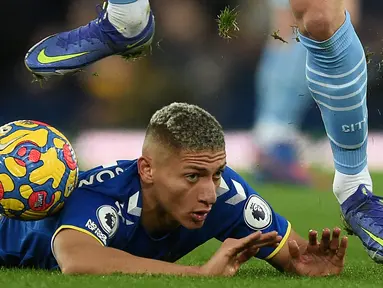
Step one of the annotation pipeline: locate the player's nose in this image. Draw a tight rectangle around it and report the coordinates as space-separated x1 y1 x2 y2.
198 183 217 205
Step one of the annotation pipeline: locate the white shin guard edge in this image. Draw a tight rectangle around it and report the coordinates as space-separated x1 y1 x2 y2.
333 166 373 205
107 0 150 38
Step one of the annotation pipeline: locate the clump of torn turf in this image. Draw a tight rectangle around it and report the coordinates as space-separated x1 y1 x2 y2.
270 30 288 43
120 44 153 62
31 74 48 88
365 46 374 65
217 6 240 40
291 25 300 42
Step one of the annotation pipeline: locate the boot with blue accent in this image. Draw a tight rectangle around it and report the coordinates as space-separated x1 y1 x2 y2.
24 1 155 80
341 184 383 263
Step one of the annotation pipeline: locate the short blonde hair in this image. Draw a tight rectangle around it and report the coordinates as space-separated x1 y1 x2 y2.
145 102 225 152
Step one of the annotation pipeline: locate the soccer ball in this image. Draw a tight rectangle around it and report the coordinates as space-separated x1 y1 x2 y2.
0 120 79 220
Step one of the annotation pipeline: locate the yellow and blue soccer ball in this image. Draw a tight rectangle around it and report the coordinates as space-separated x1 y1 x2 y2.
0 120 79 220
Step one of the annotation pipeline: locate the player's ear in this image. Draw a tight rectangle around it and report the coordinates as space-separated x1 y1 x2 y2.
138 156 153 184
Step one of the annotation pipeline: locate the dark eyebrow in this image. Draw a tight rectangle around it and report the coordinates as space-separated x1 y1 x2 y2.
184 166 209 173
184 163 227 173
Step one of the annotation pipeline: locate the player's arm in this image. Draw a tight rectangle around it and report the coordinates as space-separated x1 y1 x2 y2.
267 227 348 276
53 226 280 276
51 188 203 275
54 229 202 275
215 167 348 277
52 187 280 276
52 188 202 276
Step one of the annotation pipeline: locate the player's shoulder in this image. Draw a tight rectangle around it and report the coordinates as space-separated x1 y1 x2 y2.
78 160 136 183
75 159 140 201
217 166 252 204
208 166 272 227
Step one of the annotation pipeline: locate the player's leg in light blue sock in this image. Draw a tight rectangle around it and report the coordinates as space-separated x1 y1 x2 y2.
299 11 371 204
253 0 312 184
254 42 311 147
292 0 383 263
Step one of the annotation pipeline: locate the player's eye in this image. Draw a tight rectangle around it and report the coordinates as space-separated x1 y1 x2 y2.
186 174 199 183
213 169 224 179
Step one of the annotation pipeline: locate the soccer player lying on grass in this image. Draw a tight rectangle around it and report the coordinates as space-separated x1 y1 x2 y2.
0 103 347 277
23 0 382 263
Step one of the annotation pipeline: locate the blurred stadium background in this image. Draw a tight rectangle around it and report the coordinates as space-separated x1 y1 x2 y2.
3 0 383 173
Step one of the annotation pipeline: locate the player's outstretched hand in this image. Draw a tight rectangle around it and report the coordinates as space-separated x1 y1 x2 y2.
287 227 348 276
200 231 282 277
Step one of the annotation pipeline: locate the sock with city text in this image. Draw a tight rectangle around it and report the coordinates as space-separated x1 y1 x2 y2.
299 11 372 204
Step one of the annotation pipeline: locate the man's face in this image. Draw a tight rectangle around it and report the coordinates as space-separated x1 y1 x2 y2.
152 148 226 229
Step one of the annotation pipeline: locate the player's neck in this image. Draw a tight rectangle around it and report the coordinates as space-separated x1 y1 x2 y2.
140 182 180 237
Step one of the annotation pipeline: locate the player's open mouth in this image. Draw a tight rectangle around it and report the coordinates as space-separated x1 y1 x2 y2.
191 211 210 222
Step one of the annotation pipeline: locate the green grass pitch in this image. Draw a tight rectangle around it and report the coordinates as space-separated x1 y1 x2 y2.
1 172 383 287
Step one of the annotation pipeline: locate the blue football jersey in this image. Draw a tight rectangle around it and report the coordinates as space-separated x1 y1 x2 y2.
0 160 291 269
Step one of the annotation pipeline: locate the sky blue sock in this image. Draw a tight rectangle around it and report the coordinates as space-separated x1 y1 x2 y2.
299 11 368 175
108 0 138 4
255 42 311 129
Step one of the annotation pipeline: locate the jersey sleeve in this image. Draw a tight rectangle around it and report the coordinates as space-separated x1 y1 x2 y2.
214 167 291 260
51 188 122 253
